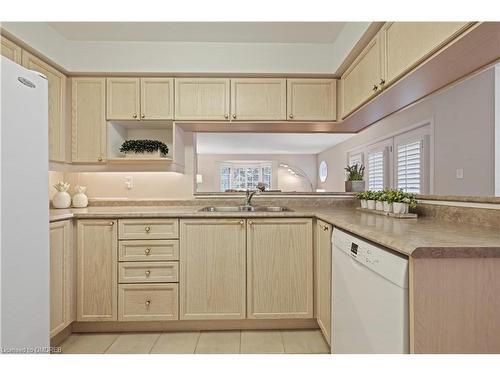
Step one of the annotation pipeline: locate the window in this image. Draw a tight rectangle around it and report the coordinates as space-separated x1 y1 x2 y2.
367 150 385 191
396 140 422 194
219 162 272 192
348 152 363 167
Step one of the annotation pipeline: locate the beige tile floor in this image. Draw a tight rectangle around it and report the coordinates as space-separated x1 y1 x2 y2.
58 329 330 354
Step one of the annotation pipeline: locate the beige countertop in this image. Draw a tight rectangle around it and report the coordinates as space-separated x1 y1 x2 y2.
50 206 500 258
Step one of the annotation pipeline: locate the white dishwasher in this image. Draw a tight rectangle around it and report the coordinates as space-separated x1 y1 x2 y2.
331 228 409 354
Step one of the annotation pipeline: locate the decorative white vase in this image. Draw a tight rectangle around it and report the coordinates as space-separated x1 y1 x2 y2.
367 200 376 210
375 201 384 211
383 201 393 213
72 185 88 208
52 181 71 209
393 202 409 214
360 199 368 209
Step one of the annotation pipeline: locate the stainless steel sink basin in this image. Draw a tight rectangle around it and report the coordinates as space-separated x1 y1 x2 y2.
198 206 293 212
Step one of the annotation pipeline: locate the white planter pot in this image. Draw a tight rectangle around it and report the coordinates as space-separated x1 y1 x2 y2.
393 202 409 214
375 201 384 211
360 200 368 209
53 191 71 209
124 150 162 159
367 200 376 210
383 201 393 213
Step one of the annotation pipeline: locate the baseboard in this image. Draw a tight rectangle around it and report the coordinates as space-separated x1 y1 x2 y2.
50 324 73 347
72 318 319 333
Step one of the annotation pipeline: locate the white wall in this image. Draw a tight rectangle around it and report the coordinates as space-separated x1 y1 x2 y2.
197 154 317 192
317 67 496 196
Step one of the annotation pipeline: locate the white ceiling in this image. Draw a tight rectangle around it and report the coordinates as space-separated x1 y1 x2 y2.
47 22 347 43
196 133 353 155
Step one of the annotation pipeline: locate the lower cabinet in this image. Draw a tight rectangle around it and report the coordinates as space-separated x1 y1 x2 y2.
247 218 313 319
118 283 178 321
179 219 246 320
49 220 74 337
77 220 117 321
315 220 332 345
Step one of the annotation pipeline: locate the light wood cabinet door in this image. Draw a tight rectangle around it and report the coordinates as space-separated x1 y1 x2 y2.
175 78 230 120
247 218 313 319
287 79 337 121
1 37 22 64
180 219 246 320
49 220 72 337
140 77 174 120
106 77 140 120
341 33 383 118
71 77 106 163
22 51 66 161
315 220 332 345
77 220 117 321
231 78 286 120
382 22 470 85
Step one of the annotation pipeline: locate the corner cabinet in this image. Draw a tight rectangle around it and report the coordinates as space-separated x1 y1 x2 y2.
22 51 67 162
77 220 118 321
287 79 337 121
247 218 313 319
315 219 332 345
71 77 107 163
50 220 74 337
231 78 287 121
179 219 246 320
175 78 230 120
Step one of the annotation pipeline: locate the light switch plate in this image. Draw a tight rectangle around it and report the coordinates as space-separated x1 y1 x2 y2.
456 168 464 179
125 176 133 189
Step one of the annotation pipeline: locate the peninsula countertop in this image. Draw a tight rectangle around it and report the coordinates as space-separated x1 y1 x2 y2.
49 205 500 258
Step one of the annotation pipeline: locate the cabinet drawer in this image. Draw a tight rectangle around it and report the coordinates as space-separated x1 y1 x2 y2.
119 219 179 240
118 283 179 321
119 261 178 283
119 240 179 261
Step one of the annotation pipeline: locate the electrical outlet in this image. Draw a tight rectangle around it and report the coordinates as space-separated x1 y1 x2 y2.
456 168 464 179
125 176 133 190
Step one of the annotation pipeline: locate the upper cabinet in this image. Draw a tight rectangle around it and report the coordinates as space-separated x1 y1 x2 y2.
140 78 174 120
287 79 337 121
107 77 174 120
72 77 107 163
341 33 384 119
382 22 470 85
231 78 287 121
175 78 230 120
1 37 22 64
22 51 67 162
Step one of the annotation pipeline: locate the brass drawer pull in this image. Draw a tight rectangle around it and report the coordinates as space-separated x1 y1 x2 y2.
145 300 151 307
144 248 151 255
145 270 151 277
145 226 151 233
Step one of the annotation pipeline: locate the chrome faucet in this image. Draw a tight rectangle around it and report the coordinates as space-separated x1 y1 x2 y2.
243 183 266 208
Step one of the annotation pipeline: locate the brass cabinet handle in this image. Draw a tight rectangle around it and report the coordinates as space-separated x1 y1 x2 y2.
239 220 245 225
380 78 385 86
145 300 151 307
109 221 114 226
224 114 229 119
144 248 151 255
289 114 294 119
133 114 138 119
141 114 145 119
98 156 103 162
248 220 253 225
145 270 151 277
372 84 378 91
232 114 236 119
323 225 329 231
145 226 151 232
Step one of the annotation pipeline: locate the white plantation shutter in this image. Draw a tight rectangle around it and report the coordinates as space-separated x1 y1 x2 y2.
368 150 385 191
396 140 422 194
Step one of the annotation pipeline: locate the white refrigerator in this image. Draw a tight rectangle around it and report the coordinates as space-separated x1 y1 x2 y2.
0 56 49 352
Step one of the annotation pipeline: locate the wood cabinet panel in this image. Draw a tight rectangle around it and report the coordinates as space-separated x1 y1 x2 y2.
315 220 332 345
77 220 117 321
49 220 72 337
71 77 106 163
22 51 66 161
140 77 174 120
287 79 337 121
118 261 179 283
341 34 383 118
247 218 313 319
175 78 230 120
106 77 140 120
118 240 179 262
118 219 179 240
180 219 246 320
119 283 178 321
1 36 22 64
382 22 470 85
231 78 286 120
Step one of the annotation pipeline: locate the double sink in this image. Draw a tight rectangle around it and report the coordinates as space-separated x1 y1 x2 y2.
199 206 293 212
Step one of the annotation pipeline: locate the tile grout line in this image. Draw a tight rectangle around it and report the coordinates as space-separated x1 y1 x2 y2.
103 333 121 354
148 332 163 354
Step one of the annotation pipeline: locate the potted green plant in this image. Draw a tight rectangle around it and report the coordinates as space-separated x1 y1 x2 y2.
383 190 395 213
120 139 169 158
355 191 369 209
392 190 417 214
344 164 365 192
374 191 384 211
366 190 376 210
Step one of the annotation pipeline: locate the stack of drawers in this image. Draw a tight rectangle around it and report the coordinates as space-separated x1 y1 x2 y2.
117 219 180 321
